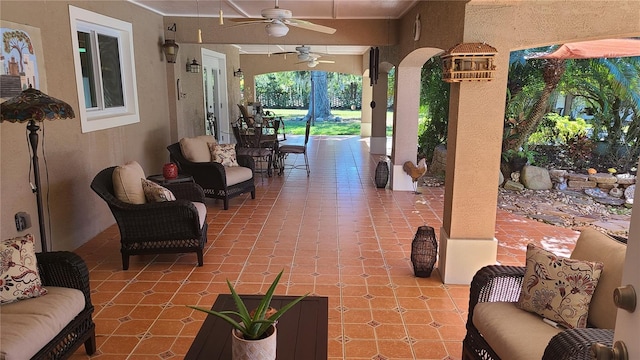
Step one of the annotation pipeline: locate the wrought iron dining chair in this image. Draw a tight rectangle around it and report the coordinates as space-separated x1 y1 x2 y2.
278 119 311 176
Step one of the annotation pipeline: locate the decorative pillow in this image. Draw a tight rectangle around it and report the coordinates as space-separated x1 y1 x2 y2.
112 161 147 204
141 179 176 202
516 243 603 329
210 143 239 167
179 137 212 162
0 234 48 304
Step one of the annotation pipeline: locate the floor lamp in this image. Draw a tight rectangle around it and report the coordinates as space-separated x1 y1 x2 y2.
0 86 75 252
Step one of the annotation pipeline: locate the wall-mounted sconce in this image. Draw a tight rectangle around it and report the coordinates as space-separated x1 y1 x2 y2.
233 68 244 78
186 58 201 73
162 23 179 63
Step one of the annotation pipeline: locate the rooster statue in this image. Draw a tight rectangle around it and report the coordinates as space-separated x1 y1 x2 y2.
403 158 427 194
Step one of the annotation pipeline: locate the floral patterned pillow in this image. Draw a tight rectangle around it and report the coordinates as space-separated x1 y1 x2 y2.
516 243 603 329
0 234 48 304
141 179 176 202
210 143 239 167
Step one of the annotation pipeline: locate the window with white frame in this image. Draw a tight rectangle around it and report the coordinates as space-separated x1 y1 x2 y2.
69 6 139 133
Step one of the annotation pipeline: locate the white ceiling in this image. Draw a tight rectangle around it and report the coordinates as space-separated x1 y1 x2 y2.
129 0 417 19
129 0 417 55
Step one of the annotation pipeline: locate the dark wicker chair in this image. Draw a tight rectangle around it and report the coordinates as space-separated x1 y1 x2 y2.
167 142 256 210
34 251 96 358
91 166 207 270
462 265 614 360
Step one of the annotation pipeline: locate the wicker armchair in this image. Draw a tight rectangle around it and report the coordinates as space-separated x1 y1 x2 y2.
91 166 208 270
167 142 256 210
462 265 615 360
36 251 96 358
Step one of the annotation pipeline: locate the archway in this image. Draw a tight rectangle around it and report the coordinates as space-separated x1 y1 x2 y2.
390 47 444 191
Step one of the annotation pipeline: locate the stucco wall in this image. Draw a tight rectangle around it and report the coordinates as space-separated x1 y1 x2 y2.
1 1 171 250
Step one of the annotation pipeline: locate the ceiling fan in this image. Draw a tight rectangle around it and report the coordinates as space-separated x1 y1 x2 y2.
298 55 335 68
274 45 319 60
231 0 337 37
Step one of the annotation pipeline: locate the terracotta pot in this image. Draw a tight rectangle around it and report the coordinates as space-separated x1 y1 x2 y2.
231 325 276 360
162 163 178 179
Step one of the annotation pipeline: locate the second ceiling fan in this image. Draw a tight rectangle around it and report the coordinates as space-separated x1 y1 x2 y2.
275 45 336 67
231 0 337 37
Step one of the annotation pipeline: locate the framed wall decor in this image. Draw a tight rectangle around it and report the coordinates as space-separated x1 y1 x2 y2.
0 21 46 101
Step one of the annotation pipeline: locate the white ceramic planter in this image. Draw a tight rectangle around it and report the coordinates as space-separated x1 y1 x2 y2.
231 325 277 360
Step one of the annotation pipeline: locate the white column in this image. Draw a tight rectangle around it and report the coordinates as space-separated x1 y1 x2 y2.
389 66 421 191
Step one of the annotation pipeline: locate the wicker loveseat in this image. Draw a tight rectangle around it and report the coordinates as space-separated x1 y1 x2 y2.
463 228 626 360
0 250 96 359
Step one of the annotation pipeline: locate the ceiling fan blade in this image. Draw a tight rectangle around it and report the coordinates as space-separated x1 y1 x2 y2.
286 19 336 34
318 60 335 64
229 19 271 25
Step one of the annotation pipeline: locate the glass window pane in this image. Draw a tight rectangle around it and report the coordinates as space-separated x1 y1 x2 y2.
77 31 97 108
98 34 124 108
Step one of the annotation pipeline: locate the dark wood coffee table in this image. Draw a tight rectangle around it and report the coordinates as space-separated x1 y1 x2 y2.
185 295 328 360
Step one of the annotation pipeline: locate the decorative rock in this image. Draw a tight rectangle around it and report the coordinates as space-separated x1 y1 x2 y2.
594 197 625 206
597 183 616 190
504 180 525 191
429 145 447 176
588 173 617 184
585 188 608 198
521 165 553 190
624 184 635 201
616 173 636 185
549 169 568 182
609 187 624 198
510 172 520 182
555 180 567 191
567 173 589 182
568 180 597 189
499 170 504 186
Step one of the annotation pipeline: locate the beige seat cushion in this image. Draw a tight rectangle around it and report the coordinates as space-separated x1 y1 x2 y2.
180 137 213 162
473 301 562 360
570 228 626 329
0 286 85 360
224 166 253 186
112 161 146 204
193 202 207 229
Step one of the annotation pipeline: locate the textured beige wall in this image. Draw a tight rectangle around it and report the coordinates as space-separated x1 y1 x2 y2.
1 1 171 250
170 44 242 141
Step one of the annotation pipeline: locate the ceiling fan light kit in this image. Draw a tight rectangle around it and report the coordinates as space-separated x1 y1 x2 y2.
266 21 289 37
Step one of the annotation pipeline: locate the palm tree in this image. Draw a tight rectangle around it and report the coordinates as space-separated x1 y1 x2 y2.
503 47 566 152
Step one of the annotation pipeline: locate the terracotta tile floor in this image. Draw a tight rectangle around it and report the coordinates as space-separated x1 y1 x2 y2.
71 135 580 360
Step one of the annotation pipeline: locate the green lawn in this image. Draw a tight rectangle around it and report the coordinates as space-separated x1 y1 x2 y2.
265 108 394 135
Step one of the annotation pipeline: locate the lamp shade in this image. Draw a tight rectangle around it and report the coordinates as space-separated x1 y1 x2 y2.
162 39 179 63
0 87 75 123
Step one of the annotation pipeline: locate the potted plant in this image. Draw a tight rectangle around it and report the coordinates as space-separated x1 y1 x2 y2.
187 270 307 360
502 144 537 172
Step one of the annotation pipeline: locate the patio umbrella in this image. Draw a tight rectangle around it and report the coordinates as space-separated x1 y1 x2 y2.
534 38 640 59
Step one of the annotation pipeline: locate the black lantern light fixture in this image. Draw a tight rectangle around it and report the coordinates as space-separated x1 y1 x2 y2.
162 23 179 63
234 68 244 78
186 58 201 73
0 86 76 252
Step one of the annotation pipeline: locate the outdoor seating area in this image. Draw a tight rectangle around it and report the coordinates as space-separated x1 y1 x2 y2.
68 135 589 359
